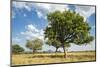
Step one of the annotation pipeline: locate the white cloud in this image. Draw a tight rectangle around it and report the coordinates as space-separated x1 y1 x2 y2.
35 3 69 12
33 3 69 19
12 37 21 43
36 10 43 18
12 1 25 8
12 11 16 18
75 5 95 21
25 24 39 32
35 3 51 11
12 1 31 11
21 24 44 40
50 4 69 12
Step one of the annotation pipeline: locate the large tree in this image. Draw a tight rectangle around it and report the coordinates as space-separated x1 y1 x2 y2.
26 38 43 53
44 10 94 58
12 44 24 54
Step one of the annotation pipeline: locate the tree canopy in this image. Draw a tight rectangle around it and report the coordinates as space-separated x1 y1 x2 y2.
12 44 24 54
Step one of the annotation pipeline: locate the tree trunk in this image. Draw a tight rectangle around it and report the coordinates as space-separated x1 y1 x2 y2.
55 47 58 52
33 49 35 54
63 45 66 58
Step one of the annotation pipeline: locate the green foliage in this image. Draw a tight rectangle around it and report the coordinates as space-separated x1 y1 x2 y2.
46 39 70 52
26 38 43 53
75 36 94 45
45 10 94 58
12 44 24 54
46 39 61 48
46 39 61 52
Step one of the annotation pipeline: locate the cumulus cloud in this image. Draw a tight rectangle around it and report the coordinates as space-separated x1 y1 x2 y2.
21 24 44 40
25 24 39 32
75 5 95 21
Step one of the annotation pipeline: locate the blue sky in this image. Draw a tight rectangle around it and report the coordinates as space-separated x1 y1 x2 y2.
12 1 96 51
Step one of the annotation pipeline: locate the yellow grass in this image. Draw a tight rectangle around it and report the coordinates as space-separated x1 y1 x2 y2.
12 51 96 66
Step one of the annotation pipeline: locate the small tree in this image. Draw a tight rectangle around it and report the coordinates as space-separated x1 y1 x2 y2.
26 38 43 53
12 44 24 54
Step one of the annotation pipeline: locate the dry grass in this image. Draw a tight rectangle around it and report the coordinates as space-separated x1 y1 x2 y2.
12 51 96 66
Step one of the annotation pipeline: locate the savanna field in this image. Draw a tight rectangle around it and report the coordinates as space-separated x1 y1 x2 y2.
12 51 96 66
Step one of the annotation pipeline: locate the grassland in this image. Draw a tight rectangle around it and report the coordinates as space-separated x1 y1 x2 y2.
12 51 96 66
